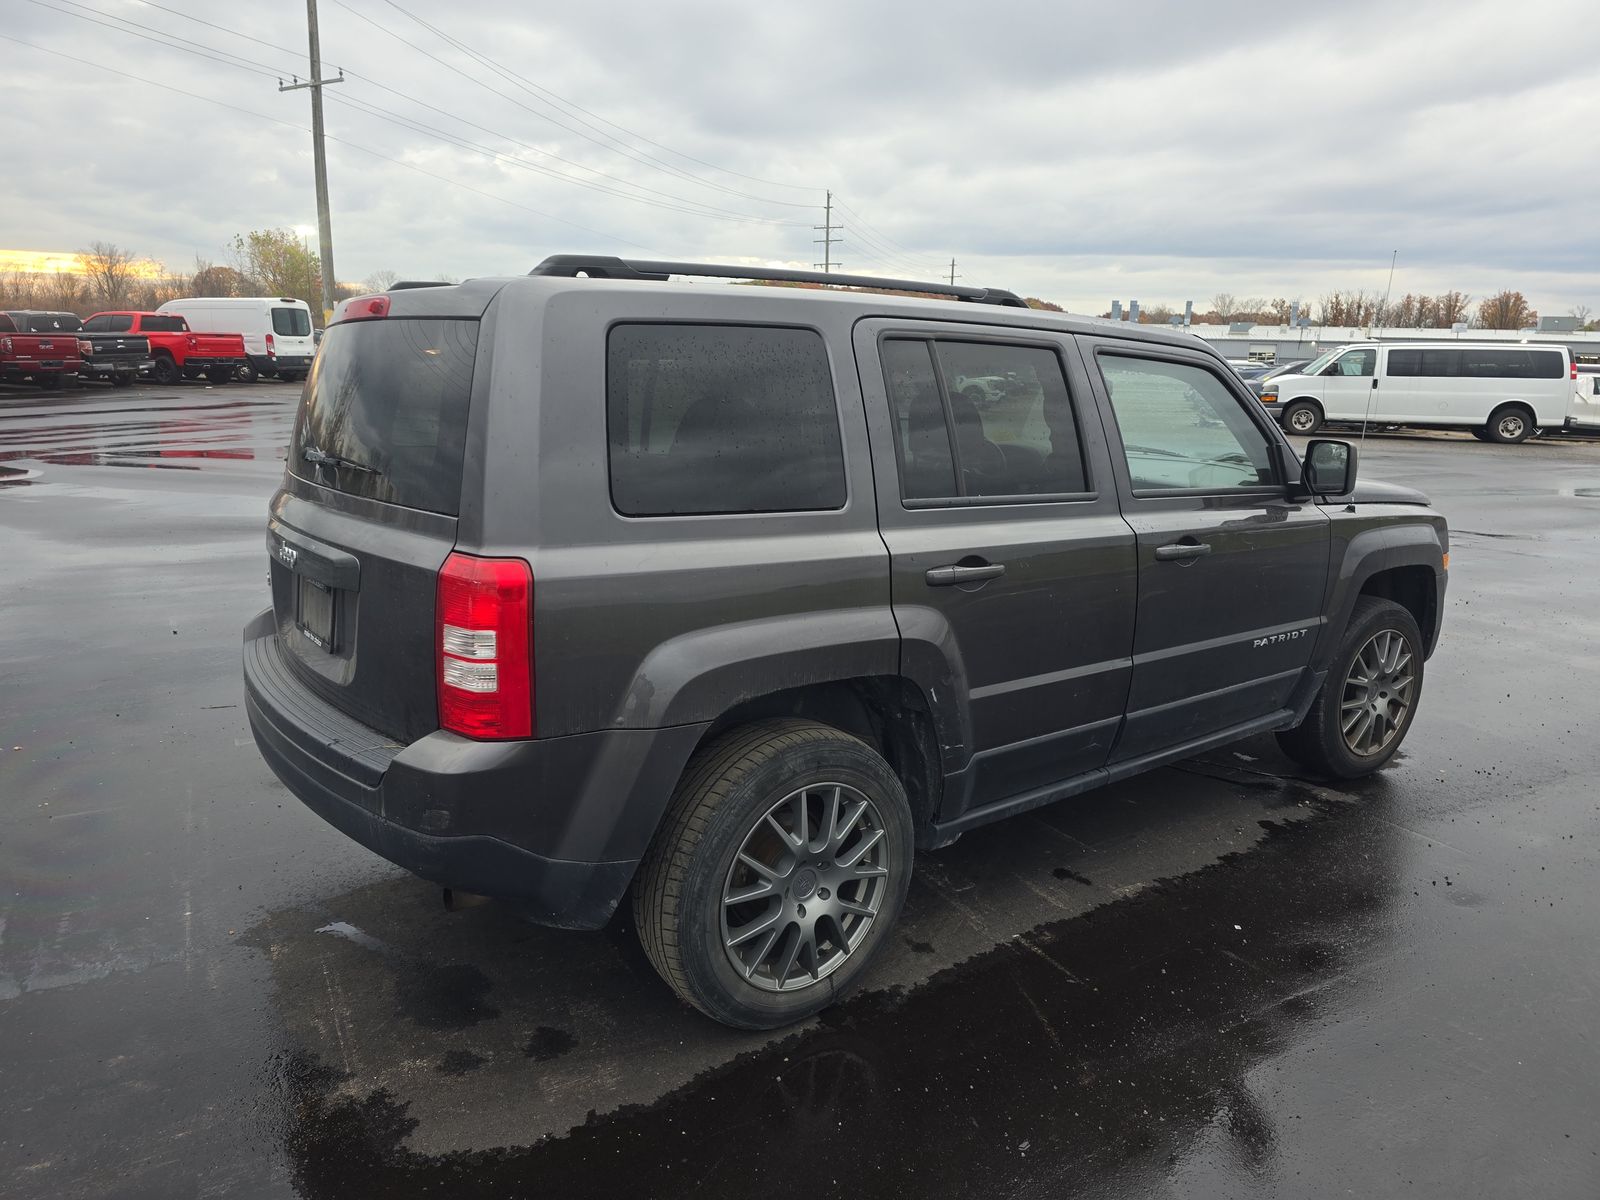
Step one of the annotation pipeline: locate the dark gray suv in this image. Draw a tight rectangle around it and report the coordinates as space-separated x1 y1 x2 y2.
243 256 1448 1028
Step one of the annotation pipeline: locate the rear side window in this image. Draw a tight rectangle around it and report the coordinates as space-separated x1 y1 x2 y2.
290 319 478 515
1387 349 1421 377
273 306 313 337
882 338 1087 501
141 315 187 333
607 324 846 516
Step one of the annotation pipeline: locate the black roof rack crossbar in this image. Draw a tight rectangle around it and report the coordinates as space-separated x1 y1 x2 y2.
388 280 453 291
528 255 1029 308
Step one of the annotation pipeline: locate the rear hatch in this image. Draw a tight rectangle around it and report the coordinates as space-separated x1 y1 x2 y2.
270 304 317 361
266 315 479 741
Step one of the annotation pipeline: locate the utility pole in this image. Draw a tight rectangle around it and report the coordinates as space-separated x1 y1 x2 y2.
948 258 959 286
813 190 842 273
279 0 344 324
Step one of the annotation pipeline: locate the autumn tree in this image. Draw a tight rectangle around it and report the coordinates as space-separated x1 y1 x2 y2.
80 241 139 310
1475 290 1537 330
232 229 321 309
190 259 243 297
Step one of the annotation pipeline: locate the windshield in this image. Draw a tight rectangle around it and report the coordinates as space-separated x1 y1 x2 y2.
1297 348 1341 377
290 318 478 515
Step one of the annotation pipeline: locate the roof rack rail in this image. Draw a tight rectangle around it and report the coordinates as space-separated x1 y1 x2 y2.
528 254 1029 309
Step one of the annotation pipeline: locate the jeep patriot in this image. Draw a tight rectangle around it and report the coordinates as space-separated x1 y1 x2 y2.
243 256 1448 1028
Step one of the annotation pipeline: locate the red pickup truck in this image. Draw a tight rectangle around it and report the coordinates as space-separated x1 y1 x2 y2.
0 311 85 388
90 311 248 385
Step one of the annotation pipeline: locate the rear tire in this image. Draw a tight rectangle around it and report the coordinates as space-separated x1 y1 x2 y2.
37 374 62 390
150 354 180 385
235 360 259 384
205 366 233 384
1281 399 1323 435
113 373 134 388
1486 404 1534 444
633 720 914 1029
1277 596 1424 779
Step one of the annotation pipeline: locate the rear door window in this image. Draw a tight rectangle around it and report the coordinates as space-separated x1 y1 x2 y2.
290 319 478 514
606 324 846 516
881 338 1087 501
273 307 313 337
141 315 187 333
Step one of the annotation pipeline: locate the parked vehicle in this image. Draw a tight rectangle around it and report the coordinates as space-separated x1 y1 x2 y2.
158 297 316 383
1248 358 1312 396
1567 368 1600 433
1260 342 1574 443
242 256 1449 1029
89 312 248 385
20 311 156 386
1 311 84 387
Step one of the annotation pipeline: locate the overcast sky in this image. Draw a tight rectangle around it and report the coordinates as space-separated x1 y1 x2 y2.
4 0 1597 313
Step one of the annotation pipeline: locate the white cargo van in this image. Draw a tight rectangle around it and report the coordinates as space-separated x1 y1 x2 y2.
1569 369 1600 433
157 297 316 383
1259 342 1574 444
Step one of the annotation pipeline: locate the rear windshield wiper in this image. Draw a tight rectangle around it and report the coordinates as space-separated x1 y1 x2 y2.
302 444 380 475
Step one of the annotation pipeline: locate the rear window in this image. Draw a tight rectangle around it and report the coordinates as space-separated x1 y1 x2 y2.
273 306 313 337
18 312 80 332
141 315 187 333
606 324 846 516
290 319 478 515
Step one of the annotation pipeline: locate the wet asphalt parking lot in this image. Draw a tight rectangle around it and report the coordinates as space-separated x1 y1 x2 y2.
1 379 1597 1199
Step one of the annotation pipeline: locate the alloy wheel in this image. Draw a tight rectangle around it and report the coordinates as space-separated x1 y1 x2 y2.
1340 629 1415 756
720 783 890 992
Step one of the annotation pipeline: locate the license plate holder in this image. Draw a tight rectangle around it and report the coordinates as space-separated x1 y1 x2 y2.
297 576 336 650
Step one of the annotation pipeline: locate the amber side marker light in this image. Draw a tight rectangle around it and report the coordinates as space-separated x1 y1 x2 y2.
1442 553 1450 571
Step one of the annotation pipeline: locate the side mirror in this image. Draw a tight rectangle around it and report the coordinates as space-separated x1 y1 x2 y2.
1302 439 1357 496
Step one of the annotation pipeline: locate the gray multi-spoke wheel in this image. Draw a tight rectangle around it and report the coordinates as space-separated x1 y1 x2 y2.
720 782 890 992
1277 596 1425 778
1340 629 1415 757
634 720 914 1029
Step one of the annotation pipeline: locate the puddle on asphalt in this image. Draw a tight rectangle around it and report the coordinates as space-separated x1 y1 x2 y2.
252 769 1403 1199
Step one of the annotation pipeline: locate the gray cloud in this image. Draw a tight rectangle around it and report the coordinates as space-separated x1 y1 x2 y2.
2 0 1595 311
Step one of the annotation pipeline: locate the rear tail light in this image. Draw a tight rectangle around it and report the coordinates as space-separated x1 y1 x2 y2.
436 552 533 739
79 339 93 355
265 333 276 358
1573 361 1579 381
344 295 390 320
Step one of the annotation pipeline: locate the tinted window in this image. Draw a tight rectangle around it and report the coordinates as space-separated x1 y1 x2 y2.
1458 348 1564 379
82 315 109 333
934 342 1086 497
290 319 477 515
141 315 187 333
106 314 134 333
273 306 313 337
1099 355 1276 491
18 312 80 332
1387 349 1421 377
882 339 956 500
607 324 846 517
1420 349 1459 376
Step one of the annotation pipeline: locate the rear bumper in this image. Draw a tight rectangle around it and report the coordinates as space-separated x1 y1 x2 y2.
80 358 153 378
241 609 708 928
181 357 242 371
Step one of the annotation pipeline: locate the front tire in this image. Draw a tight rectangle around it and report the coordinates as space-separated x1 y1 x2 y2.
1277 596 1424 779
1281 399 1323 435
1486 404 1534 444
633 720 914 1029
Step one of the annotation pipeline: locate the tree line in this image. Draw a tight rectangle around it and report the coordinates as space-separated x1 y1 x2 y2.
0 232 423 326
1110 290 1593 331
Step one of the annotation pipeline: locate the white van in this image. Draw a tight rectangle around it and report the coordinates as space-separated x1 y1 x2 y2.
1570 369 1600 433
1259 342 1574 443
157 297 317 383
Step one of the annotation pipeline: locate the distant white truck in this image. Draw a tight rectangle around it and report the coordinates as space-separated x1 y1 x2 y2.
1259 342 1576 444
1569 368 1600 433
158 296 316 383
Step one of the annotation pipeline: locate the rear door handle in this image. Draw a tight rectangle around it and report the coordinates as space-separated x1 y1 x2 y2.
925 562 1006 586
1154 542 1212 562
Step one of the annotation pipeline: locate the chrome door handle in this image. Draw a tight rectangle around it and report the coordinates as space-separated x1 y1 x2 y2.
1154 542 1212 562
925 563 1006 586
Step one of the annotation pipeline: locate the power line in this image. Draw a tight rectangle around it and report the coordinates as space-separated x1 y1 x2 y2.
327 0 816 212
830 197 946 277
24 0 811 229
378 0 814 197
0 32 652 251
